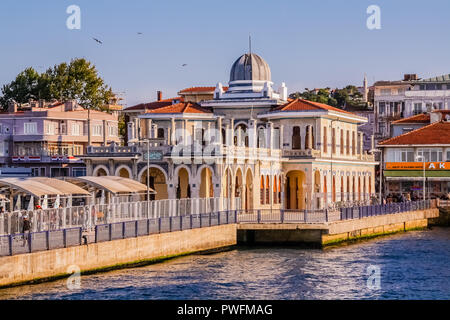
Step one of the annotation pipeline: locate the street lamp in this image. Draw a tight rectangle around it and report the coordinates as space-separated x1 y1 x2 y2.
416 154 426 202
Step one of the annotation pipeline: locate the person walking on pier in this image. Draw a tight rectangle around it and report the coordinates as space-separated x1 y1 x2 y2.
22 215 31 246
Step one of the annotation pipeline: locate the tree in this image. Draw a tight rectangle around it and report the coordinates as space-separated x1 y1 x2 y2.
0 58 113 112
0 67 50 108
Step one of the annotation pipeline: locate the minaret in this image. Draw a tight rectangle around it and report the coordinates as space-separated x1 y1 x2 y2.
363 74 368 103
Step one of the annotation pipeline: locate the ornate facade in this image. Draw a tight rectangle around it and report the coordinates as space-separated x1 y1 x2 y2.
84 53 377 210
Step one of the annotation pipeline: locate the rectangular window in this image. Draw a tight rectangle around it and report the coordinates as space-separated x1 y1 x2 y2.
418 148 443 162
413 103 423 115
59 122 67 135
381 89 391 95
71 123 80 136
108 125 118 137
379 102 386 114
45 122 55 135
24 122 37 134
72 167 86 177
93 125 102 136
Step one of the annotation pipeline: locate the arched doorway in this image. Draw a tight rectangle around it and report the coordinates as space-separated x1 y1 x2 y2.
140 167 168 200
95 167 108 176
199 167 213 198
332 176 336 202
314 171 321 208
235 123 248 147
245 169 253 210
285 170 306 210
176 168 190 199
118 167 130 178
235 168 243 209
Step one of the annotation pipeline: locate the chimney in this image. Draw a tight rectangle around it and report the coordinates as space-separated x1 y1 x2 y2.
157 91 162 101
64 100 76 112
403 74 418 81
7 101 17 113
39 99 45 108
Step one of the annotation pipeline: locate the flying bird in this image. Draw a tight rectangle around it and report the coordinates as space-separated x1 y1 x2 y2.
137 32 143 35
93 37 103 44
182 64 187 67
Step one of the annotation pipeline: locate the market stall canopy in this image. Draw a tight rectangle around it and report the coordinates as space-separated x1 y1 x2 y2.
0 177 90 198
64 176 155 194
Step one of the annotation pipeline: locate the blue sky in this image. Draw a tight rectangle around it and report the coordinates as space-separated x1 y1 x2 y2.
1 0 449 107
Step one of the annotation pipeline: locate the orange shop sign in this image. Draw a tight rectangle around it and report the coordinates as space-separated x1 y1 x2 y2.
385 162 450 170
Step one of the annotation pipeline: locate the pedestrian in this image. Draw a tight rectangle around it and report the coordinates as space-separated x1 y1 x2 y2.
22 214 31 246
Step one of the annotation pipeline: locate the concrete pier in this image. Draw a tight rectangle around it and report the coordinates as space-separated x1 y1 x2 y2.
237 208 440 246
0 224 237 288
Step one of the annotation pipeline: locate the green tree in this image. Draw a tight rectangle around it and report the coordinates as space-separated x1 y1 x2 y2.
0 67 50 107
0 58 113 112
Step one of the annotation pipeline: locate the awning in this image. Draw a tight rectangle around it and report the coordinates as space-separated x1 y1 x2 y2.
65 176 155 194
101 176 156 193
384 170 450 178
386 177 450 182
32 178 90 196
0 177 89 198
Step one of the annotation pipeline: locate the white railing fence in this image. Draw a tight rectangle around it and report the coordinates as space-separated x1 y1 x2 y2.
0 197 241 235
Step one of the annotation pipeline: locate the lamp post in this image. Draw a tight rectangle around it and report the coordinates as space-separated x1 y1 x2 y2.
416 154 426 202
144 139 150 215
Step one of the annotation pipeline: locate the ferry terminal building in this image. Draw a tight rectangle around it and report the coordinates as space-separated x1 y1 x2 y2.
83 52 377 210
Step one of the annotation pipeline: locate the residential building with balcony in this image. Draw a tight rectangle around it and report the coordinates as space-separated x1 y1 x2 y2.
374 73 450 142
378 112 450 199
83 52 376 210
0 100 120 177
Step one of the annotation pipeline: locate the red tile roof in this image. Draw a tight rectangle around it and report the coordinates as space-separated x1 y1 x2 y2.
273 98 356 115
124 97 183 111
379 121 450 146
146 102 212 114
392 113 430 124
178 86 228 93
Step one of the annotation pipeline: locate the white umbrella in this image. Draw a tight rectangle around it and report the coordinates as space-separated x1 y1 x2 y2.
14 195 21 211
27 196 34 211
54 194 60 208
42 195 48 210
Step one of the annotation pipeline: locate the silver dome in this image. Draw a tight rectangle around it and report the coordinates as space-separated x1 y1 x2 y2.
229 53 271 82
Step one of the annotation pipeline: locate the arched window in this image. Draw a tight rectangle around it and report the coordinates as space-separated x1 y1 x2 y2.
340 129 344 155
266 176 270 204
273 177 278 204
292 126 301 150
352 131 356 155
157 128 164 139
346 130 350 155
278 176 282 204
260 176 265 205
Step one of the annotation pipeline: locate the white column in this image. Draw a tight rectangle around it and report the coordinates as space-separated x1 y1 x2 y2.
171 118 176 145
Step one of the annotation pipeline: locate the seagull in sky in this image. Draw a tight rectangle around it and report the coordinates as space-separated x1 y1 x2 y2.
182 64 188 67
137 32 143 35
93 37 103 44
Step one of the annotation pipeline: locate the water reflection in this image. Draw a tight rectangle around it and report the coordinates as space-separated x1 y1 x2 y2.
1 228 448 300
